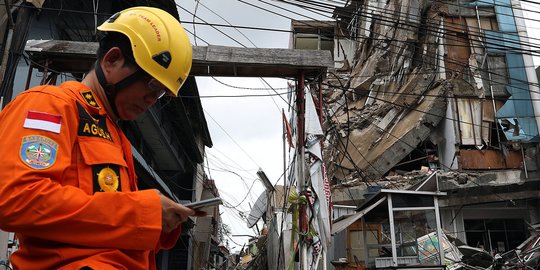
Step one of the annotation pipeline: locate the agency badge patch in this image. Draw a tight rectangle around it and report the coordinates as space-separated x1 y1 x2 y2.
20 135 59 170
92 164 121 192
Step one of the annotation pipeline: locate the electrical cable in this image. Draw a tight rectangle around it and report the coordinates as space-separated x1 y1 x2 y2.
21 20 540 178
206 150 259 173
230 1 540 95
193 9 293 114
11 1 540 77
320 77 528 187
182 91 293 98
177 3 247 47
280 0 540 29
5 2 540 51
206 161 255 192
203 108 262 168
193 0 201 46
252 0 540 58
194 0 258 47
184 0 540 262
323 80 540 138
254 0 540 52
183 26 211 45
209 77 289 90
324 73 380 184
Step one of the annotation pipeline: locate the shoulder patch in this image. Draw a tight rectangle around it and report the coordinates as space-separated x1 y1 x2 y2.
80 90 101 109
20 135 59 170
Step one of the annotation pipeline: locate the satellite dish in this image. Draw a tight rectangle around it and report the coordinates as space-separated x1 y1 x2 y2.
247 190 267 228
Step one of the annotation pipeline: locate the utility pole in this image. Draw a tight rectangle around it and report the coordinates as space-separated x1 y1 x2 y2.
296 71 307 269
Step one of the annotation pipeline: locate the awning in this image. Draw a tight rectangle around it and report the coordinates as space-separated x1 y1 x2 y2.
331 197 386 235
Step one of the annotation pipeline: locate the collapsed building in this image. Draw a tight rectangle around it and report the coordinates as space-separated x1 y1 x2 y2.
291 0 540 267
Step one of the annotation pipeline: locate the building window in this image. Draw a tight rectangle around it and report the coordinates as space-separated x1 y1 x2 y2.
294 33 334 52
464 219 527 253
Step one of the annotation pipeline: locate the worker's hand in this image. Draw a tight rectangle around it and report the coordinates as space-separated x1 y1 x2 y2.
155 190 196 233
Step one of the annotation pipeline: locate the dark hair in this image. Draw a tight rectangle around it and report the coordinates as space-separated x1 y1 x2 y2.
96 32 136 67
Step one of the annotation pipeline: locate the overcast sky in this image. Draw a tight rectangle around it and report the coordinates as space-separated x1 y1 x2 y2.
177 0 540 252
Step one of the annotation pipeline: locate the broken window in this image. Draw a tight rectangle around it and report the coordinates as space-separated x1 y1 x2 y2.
456 98 484 147
481 55 510 98
392 141 440 173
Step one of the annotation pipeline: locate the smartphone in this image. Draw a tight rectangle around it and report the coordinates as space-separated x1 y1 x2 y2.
184 197 222 209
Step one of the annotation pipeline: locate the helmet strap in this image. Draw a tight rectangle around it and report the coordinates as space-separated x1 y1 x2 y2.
94 60 146 119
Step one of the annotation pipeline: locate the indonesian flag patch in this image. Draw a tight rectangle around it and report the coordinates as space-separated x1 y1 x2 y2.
23 111 62 134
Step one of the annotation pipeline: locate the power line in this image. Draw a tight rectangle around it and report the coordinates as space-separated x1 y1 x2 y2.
227 0 540 95
320 74 381 184
7 2 540 59
245 0 540 57
195 0 259 47
6 1 540 49
182 91 293 98
319 83 540 185
324 79 540 138
17 3 540 139
177 3 247 47
181 2 295 110
278 0 540 54
202 108 262 168
207 149 259 173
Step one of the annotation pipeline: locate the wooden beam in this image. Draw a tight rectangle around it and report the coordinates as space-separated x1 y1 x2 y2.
25 40 333 78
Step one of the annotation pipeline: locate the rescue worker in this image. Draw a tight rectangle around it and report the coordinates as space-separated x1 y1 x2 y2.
0 6 202 270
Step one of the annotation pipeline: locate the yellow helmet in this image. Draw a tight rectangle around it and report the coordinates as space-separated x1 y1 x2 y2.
97 6 192 96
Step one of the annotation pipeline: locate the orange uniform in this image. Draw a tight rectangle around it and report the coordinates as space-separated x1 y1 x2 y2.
0 81 179 269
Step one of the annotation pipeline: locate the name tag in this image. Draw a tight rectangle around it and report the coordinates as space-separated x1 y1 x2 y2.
77 102 113 142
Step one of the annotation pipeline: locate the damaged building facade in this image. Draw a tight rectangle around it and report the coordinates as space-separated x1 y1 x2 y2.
291 0 540 266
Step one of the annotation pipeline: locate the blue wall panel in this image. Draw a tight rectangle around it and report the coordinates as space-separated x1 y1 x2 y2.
468 0 538 140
